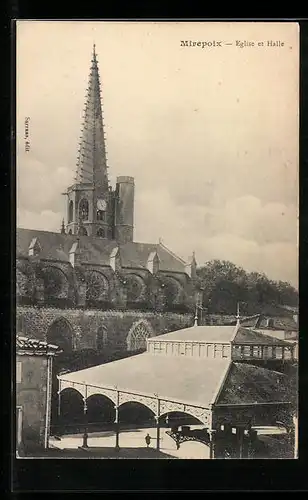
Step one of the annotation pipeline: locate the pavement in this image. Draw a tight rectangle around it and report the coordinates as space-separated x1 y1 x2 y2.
49 427 211 459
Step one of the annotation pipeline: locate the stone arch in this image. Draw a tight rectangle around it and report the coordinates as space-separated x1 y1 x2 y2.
41 265 69 300
68 200 74 223
126 273 147 304
97 325 108 351
85 270 110 305
47 317 74 352
163 276 185 310
79 198 89 221
126 319 154 352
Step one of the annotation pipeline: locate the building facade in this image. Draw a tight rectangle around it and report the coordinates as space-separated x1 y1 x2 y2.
16 336 61 455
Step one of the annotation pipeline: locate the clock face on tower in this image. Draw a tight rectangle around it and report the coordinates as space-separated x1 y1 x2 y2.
97 199 107 211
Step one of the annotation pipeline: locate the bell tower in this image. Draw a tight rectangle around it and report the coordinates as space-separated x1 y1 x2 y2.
63 45 135 242
65 44 112 238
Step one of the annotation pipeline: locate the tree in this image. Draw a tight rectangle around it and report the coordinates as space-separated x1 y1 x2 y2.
196 260 298 315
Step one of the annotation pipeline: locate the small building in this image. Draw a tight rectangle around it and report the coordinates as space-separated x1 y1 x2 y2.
236 313 298 360
16 336 61 455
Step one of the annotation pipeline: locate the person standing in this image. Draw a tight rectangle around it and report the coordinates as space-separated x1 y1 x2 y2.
145 433 151 448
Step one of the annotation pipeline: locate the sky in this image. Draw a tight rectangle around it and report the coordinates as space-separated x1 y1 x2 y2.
16 21 299 287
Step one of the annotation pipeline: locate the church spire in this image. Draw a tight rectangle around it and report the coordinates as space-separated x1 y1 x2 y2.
75 45 109 190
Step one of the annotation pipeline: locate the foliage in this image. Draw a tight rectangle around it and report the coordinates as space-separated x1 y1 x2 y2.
196 260 298 315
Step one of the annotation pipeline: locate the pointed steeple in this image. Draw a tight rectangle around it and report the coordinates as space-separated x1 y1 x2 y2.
75 44 109 190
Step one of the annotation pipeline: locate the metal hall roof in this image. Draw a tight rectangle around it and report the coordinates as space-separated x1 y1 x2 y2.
59 353 229 408
149 325 293 346
58 354 291 410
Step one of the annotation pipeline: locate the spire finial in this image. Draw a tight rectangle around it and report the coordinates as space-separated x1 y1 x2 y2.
236 302 240 327
61 218 65 234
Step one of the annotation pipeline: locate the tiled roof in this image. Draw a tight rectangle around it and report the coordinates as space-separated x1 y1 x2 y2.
149 325 236 343
16 335 62 355
233 327 293 346
216 363 291 405
16 228 186 274
59 353 230 408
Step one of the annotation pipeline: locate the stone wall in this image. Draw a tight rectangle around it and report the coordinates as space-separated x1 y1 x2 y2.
16 354 48 448
16 305 194 355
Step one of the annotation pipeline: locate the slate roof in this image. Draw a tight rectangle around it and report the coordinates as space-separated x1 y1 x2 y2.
16 228 187 273
16 335 62 355
217 363 291 405
59 353 230 408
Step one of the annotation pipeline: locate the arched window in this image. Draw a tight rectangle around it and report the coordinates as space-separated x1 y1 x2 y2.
47 317 73 352
79 198 89 221
78 226 88 236
42 266 69 299
96 227 106 238
68 229 72 235
126 320 154 352
68 200 74 223
97 210 106 222
85 271 109 303
126 274 146 303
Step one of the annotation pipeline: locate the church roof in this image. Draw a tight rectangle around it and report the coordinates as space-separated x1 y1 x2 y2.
149 325 293 346
16 228 187 274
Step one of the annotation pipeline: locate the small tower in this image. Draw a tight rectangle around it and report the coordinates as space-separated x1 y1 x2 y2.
114 176 135 243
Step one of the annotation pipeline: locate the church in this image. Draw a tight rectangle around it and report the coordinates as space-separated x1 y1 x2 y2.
16 45 199 378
